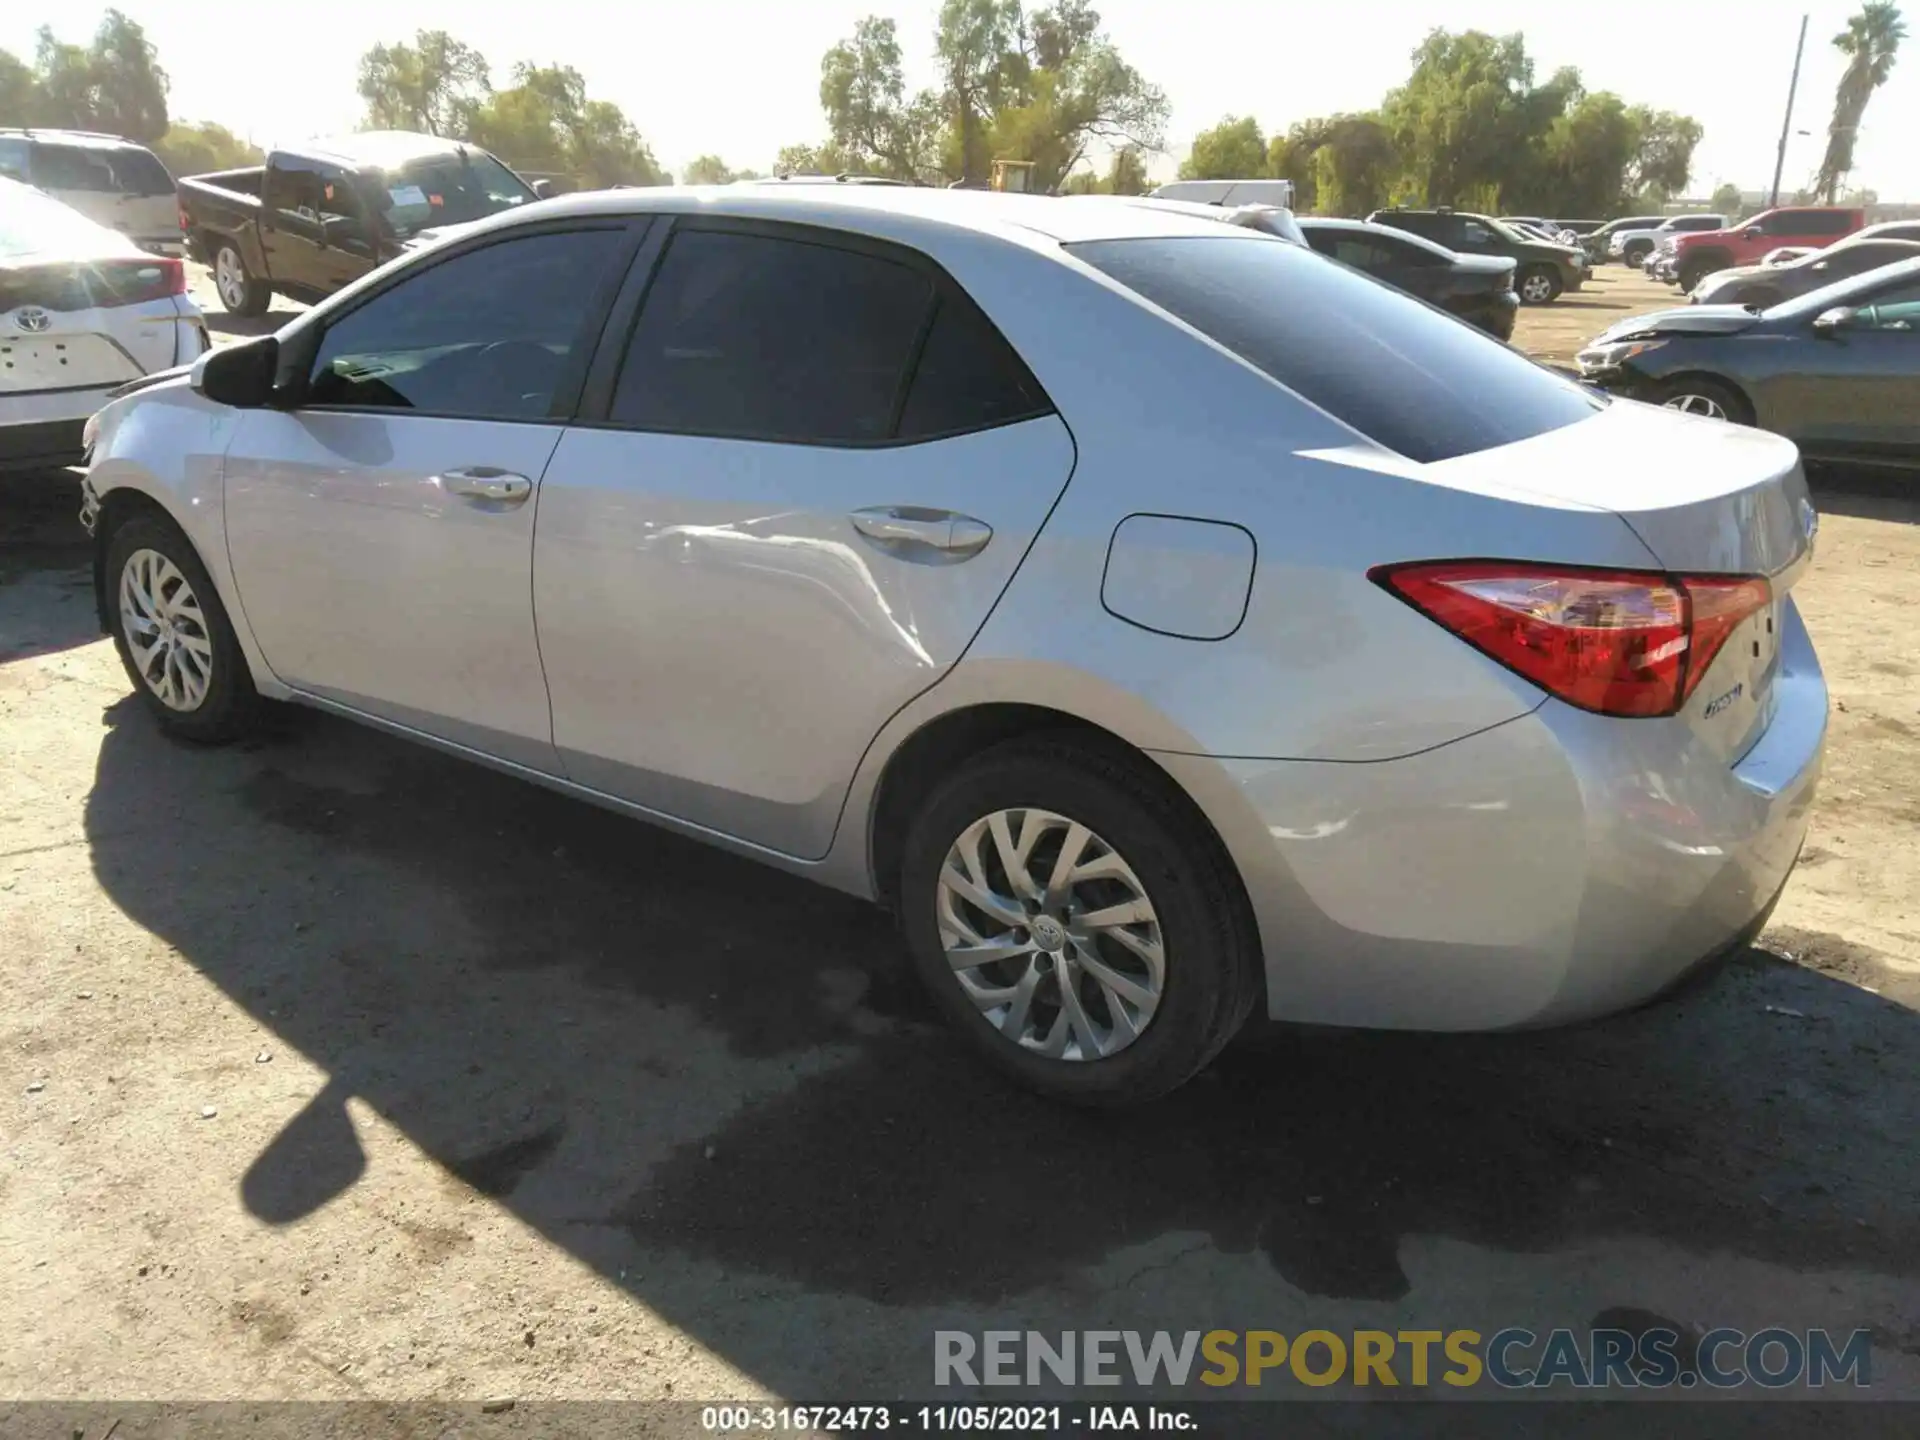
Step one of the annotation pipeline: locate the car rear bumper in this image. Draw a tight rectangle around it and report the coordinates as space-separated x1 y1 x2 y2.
1157 600 1826 1031
1450 291 1519 340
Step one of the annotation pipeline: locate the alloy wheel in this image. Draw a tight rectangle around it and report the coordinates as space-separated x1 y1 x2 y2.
215 247 247 310
936 807 1164 1061
1520 273 1555 303
119 548 213 711
1663 393 1729 420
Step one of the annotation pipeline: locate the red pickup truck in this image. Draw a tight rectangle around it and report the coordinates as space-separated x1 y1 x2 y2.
1673 206 1865 291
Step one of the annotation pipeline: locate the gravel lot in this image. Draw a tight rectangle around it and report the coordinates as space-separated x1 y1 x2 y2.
2 265 1918 1407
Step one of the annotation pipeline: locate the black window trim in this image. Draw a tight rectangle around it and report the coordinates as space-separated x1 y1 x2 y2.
277 215 653 427
567 213 1057 451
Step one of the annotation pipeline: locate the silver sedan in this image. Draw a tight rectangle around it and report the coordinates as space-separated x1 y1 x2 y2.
80 185 1826 1105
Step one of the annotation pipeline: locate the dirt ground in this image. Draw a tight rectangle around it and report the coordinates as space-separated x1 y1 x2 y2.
3 264 1919 1412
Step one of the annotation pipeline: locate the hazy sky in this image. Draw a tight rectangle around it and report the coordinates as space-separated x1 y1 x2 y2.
7 0 1916 199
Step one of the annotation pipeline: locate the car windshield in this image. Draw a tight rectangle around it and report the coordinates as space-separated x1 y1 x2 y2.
1069 234 1601 464
368 150 537 237
0 178 114 259
1767 254 1920 318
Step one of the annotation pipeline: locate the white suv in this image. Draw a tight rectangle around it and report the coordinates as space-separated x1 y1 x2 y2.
0 129 184 257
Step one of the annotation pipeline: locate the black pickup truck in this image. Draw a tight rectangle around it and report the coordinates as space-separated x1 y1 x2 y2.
177 131 550 315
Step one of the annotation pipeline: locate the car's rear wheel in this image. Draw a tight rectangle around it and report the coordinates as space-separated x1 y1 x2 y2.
1517 266 1562 305
1650 376 1754 426
898 735 1259 1106
106 513 259 743
1678 256 1726 293
213 241 272 317
1622 241 1653 266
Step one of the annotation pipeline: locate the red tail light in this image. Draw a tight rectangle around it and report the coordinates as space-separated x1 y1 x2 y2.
1371 561 1771 718
178 204 191 234
90 257 186 306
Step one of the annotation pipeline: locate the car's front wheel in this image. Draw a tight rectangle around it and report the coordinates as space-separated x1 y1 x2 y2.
106 512 259 742
1517 266 1563 305
897 736 1260 1106
1650 376 1754 426
212 241 272 317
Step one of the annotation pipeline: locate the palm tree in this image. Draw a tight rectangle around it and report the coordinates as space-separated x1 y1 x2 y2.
1816 2 1907 202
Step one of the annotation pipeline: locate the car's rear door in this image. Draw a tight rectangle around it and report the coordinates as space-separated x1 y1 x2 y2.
532 218 1075 859
1774 273 1920 457
222 219 643 769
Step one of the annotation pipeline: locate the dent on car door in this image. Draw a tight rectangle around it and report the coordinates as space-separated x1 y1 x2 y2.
221 222 641 768
533 220 1075 859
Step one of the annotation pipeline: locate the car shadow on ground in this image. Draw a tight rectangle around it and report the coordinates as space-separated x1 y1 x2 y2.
79 687 1920 1397
0 469 98 661
1808 464 1920 526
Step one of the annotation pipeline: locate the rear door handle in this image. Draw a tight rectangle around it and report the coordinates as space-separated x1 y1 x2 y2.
850 506 993 561
438 467 532 504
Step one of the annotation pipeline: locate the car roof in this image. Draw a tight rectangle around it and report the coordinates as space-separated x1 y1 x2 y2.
1301 215 1457 256
0 127 151 152
292 131 480 170
513 184 1274 246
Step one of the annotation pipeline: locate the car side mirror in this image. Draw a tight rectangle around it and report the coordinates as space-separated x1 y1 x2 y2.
191 336 279 408
531 178 554 199
1811 306 1856 335
1743 227 1763 239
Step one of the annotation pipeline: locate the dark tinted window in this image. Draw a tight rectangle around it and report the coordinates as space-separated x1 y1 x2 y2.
612 228 933 444
1800 210 1857 236
1070 235 1601 464
1819 242 1912 276
30 144 119 192
373 152 536 236
1376 212 1444 240
309 228 625 419
111 147 174 196
897 293 1050 440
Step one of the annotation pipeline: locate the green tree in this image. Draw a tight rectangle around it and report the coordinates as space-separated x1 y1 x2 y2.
151 121 261 177
1178 115 1266 179
936 0 1024 183
30 28 102 130
83 9 169 143
356 30 492 136
993 0 1167 189
1268 117 1334 211
0 49 41 129
1533 91 1640 216
1382 29 1540 207
465 63 667 189
1709 181 1744 218
1106 144 1148 194
682 155 760 185
820 17 942 180
1623 105 1703 203
1309 113 1395 215
1816 2 1907 202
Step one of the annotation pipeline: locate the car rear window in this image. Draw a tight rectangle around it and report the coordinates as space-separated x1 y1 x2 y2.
1068 235 1601 464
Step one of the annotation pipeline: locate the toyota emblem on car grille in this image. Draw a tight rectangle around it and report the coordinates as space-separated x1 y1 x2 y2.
13 307 53 333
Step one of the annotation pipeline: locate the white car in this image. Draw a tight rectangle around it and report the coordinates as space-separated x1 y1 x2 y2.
1609 213 1727 266
0 175 210 473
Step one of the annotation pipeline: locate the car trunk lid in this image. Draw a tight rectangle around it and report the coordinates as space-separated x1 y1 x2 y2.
1429 400 1815 761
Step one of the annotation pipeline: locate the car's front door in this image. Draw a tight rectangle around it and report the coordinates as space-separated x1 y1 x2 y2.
221 221 641 769
1782 278 1920 460
532 220 1076 858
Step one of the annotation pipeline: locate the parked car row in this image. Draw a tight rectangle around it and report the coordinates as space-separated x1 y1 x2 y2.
1366 207 1590 304
73 182 1828 1106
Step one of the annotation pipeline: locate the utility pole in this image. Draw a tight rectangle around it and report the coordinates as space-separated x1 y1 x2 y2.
1769 13 1810 208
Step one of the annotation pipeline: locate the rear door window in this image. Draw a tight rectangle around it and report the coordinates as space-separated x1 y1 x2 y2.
1069 234 1600 464
895 291 1051 441
610 227 934 445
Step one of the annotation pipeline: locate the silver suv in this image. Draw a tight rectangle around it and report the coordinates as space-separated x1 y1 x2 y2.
0 129 182 255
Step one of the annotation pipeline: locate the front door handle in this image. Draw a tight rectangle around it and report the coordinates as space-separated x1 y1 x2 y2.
850 506 993 561
438 467 532 504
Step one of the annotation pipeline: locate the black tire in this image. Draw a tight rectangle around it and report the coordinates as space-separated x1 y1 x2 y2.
897 735 1261 1107
1648 375 1755 427
1678 255 1727 293
1516 265 1563 305
1622 240 1653 266
104 512 260 743
212 240 272 318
